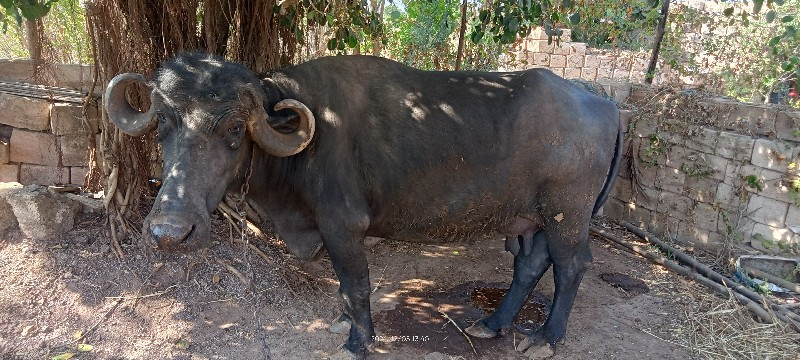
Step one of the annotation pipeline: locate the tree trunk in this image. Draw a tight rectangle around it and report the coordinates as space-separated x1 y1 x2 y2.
370 0 385 56
455 0 467 70
203 0 235 55
644 0 670 84
25 19 43 77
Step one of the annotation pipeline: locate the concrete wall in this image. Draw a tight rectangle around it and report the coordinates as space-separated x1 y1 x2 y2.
604 83 800 255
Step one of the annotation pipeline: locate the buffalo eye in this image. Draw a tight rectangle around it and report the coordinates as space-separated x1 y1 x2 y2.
228 122 243 136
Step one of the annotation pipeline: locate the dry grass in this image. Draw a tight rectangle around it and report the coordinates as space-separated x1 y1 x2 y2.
679 282 800 359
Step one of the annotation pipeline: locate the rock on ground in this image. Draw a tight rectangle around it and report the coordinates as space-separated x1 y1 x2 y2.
4 185 82 240
0 182 23 234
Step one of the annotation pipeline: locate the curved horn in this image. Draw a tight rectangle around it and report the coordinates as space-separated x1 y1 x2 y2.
104 73 158 136
248 99 316 157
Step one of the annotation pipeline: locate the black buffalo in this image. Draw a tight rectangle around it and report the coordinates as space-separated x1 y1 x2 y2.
105 52 622 359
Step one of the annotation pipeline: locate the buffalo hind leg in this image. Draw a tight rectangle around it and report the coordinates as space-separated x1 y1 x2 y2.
516 221 592 358
466 231 551 338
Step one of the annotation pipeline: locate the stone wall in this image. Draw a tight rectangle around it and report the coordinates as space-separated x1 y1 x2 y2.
603 83 800 255
510 28 656 84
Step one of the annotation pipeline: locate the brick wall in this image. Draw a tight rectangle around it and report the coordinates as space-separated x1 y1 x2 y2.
0 94 99 186
604 83 800 256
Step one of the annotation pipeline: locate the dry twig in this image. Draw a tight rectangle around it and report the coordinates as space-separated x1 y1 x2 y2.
438 309 478 355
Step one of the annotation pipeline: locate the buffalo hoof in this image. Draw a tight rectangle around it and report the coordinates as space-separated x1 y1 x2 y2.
465 319 498 338
516 334 555 359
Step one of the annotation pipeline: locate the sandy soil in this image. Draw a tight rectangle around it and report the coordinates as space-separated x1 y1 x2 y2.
0 213 700 360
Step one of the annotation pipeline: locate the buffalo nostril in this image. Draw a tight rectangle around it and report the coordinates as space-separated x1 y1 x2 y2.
150 223 193 246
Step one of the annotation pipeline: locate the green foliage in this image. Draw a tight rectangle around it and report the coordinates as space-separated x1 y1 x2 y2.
662 1 799 103
0 0 90 63
745 174 765 192
383 0 506 70
0 0 56 33
274 0 386 54
565 0 663 50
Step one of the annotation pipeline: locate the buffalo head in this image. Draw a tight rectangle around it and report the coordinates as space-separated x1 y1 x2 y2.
104 53 315 251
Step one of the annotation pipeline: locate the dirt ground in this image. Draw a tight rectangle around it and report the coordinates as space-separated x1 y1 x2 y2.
0 212 733 359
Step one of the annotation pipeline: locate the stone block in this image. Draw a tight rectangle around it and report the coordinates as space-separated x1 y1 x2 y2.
580 67 597 81
664 145 688 169
0 140 8 164
729 104 777 136
619 109 633 133
685 127 719 153
751 222 793 245
566 54 584 68
754 169 791 203
70 166 89 186
50 103 100 136
715 131 754 161
0 164 20 183
596 68 612 80
0 94 51 131
559 29 572 42
569 43 587 55
647 211 683 239
552 43 571 55
598 55 614 69
775 110 800 142
19 164 69 185
624 202 652 228
685 176 719 203
604 198 626 220
584 55 599 68
10 130 59 166
529 27 549 40
5 185 82 240
530 40 554 53
691 202 719 231
746 194 789 227
656 191 692 219
533 53 550 67
631 58 649 73
637 162 658 188
785 205 800 231
609 83 631 103
550 68 564 78
635 186 661 211
60 134 90 166
751 138 790 172
715 182 741 210
612 69 630 80
633 114 658 138
549 55 566 68
564 68 581 79
612 178 633 202
656 167 686 194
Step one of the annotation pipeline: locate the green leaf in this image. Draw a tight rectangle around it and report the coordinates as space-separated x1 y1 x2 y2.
346 34 357 49
479 9 489 23
51 354 74 360
766 10 776 23
508 17 519 33
786 25 797 37
77 344 93 352
753 0 764 13
769 35 781 47
773 0 784 5
326 38 336 51
568 12 580 25
723 7 734 17
0 0 13 9
782 15 795 23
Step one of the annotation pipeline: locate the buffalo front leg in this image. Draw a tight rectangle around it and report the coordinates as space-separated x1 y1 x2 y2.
466 231 551 338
